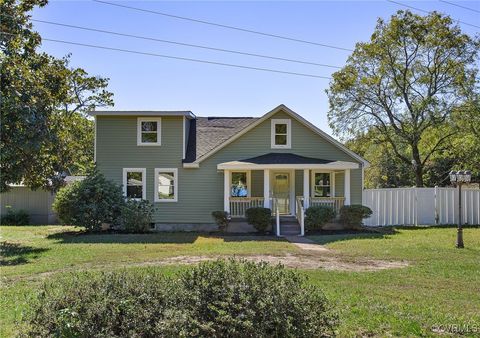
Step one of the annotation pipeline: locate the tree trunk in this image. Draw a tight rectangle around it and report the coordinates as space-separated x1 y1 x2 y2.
414 165 424 187
411 143 424 187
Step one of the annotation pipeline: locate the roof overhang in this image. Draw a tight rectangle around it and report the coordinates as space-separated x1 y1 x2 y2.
217 160 359 170
89 111 196 119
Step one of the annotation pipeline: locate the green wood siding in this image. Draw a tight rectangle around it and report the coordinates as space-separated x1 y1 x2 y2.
96 109 363 224
250 170 264 197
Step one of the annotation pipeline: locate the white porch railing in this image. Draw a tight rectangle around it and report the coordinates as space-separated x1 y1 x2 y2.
229 197 265 217
298 196 345 215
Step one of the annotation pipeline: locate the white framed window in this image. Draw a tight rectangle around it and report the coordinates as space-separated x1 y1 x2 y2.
123 168 146 200
137 117 161 146
154 168 178 202
311 171 335 197
230 171 250 197
271 119 291 148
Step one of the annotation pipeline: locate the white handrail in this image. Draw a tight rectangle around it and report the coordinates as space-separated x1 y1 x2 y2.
296 196 305 237
275 198 280 237
300 207 305 236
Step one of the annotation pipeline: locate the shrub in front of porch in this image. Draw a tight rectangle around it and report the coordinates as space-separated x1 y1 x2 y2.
211 211 230 231
245 207 272 233
305 206 336 231
339 205 373 229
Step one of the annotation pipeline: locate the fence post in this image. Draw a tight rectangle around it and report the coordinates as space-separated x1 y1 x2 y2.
412 187 418 226
434 186 438 225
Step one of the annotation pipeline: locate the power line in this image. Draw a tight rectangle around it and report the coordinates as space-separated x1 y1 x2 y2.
0 32 331 79
439 0 480 14
92 0 354 52
28 18 342 69
388 0 480 29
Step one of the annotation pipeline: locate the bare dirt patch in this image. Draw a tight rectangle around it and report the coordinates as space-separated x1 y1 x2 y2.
136 254 409 272
5 249 408 284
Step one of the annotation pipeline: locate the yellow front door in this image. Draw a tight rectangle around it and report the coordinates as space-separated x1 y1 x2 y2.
273 172 290 214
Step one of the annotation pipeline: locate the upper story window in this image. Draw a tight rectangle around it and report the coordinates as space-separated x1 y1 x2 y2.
137 118 161 146
271 119 291 149
155 168 178 202
313 172 332 197
123 168 146 200
231 171 249 197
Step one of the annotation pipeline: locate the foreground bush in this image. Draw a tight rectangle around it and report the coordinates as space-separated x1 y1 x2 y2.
52 168 124 231
305 206 335 231
169 259 337 337
23 269 170 337
0 207 29 225
245 207 272 233
339 205 373 229
118 199 154 232
23 260 337 337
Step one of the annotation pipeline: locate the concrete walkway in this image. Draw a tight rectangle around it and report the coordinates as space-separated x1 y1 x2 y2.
284 236 330 252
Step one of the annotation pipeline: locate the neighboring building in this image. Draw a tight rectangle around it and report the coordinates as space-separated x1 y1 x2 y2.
92 105 368 233
0 176 85 225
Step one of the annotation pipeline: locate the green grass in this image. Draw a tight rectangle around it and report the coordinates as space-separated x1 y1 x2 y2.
1 226 479 337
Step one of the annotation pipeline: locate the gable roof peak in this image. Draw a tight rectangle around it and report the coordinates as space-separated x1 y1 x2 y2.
184 105 369 168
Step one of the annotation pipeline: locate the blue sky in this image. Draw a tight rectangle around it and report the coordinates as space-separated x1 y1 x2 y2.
32 0 479 135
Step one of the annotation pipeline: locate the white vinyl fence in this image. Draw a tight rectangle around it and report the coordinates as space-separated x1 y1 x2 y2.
362 187 480 226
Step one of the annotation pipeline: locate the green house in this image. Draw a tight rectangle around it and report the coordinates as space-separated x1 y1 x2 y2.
92 105 368 235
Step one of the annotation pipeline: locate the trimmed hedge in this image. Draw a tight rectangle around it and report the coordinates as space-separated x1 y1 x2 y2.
245 207 272 233
339 205 373 229
305 206 336 231
23 260 338 337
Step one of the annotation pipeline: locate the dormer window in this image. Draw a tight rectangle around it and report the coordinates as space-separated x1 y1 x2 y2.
137 118 161 146
271 119 291 149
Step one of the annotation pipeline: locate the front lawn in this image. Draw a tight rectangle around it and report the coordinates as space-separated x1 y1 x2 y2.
1 226 479 337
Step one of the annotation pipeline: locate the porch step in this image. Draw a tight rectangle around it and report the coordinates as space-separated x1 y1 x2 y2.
279 216 300 236
280 216 297 221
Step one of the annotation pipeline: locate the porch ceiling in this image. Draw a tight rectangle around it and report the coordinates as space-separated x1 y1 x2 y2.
217 153 359 170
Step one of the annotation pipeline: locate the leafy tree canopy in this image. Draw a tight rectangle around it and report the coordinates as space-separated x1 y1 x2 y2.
1 0 113 192
327 10 479 187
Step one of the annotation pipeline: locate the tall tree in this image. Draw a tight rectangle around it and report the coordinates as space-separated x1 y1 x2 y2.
1 0 113 192
326 10 479 186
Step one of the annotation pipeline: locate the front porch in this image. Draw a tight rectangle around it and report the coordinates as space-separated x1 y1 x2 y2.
228 196 346 218
218 153 359 236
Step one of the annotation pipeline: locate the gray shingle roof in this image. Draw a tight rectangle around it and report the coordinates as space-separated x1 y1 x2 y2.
184 117 259 163
237 153 333 165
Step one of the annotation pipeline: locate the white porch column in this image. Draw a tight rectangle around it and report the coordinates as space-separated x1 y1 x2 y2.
344 169 351 205
263 169 270 208
224 170 230 213
303 169 310 208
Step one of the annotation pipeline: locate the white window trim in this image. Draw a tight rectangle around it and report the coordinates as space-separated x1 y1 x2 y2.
154 168 178 202
271 119 291 149
137 117 161 146
230 170 251 198
123 168 147 200
311 170 335 198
